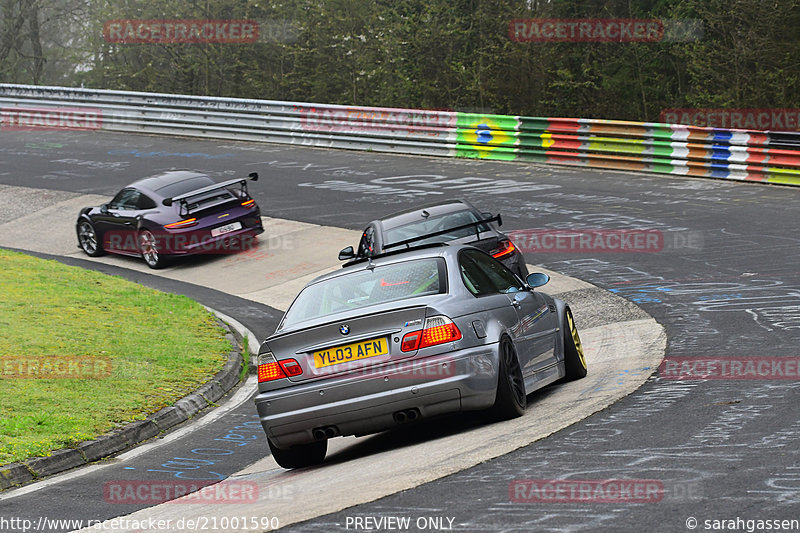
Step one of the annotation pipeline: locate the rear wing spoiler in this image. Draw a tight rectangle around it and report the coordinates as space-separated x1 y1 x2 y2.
382 213 502 251
341 242 450 267
162 172 258 215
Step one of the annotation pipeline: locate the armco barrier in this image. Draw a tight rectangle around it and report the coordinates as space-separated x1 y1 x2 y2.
1 84 799 187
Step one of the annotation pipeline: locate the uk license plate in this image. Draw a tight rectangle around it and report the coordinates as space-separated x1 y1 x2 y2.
313 337 389 369
211 221 242 237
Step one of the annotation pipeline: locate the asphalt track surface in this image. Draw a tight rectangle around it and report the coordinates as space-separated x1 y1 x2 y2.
0 130 799 532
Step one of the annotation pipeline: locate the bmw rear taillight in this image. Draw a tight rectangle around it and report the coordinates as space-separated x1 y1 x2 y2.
241 199 256 208
164 218 198 229
491 239 516 259
279 359 303 377
257 351 285 382
401 331 422 352
401 316 462 352
257 352 302 382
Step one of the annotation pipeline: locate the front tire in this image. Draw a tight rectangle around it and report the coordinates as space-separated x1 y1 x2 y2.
490 337 526 420
139 229 167 269
563 307 587 380
268 438 327 469
77 220 104 257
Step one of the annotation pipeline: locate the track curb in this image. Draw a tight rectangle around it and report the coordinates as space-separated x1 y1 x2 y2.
0 313 247 491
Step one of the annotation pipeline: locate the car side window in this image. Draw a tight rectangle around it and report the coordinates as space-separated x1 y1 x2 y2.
459 249 522 296
136 193 157 210
357 226 376 257
109 189 141 210
460 253 495 296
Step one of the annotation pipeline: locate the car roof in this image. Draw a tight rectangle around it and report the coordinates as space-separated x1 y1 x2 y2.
128 170 211 198
308 243 462 286
375 199 477 231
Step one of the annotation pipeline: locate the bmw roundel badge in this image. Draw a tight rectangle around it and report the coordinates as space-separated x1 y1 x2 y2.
339 325 350 335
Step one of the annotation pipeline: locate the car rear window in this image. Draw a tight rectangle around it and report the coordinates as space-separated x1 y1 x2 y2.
156 176 215 198
384 209 491 248
282 258 446 328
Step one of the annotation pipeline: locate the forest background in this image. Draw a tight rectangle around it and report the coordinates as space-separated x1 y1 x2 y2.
1 0 797 121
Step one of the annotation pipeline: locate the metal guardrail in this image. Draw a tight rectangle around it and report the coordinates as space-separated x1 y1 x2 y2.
2 84 799 186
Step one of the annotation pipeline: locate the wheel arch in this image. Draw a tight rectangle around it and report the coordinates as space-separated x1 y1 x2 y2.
552 297 569 364
75 214 104 252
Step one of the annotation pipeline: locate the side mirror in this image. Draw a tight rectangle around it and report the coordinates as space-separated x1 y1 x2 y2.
526 272 550 289
248 172 259 181
338 246 355 261
100 204 109 214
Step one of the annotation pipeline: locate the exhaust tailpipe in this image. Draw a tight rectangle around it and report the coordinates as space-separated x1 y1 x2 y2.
312 425 340 440
393 408 421 424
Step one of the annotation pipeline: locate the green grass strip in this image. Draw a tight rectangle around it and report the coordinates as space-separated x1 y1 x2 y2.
0 249 231 465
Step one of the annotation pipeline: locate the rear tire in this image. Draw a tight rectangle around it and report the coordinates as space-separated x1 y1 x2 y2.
77 220 104 257
139 229 168 269
563 307 587 380
490 337 526 420
268 438 327 469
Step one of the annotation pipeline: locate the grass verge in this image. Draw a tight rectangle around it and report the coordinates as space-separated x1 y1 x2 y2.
0 249 231 466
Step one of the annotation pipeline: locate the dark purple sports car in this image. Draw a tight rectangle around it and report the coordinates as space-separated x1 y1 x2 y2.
76 170 264 268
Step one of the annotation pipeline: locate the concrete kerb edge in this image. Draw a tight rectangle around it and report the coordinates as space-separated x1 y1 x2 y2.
0 308 256 492
204 306 262 374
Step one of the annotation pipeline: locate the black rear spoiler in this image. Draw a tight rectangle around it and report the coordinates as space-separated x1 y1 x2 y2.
382 214 502 251
162 172 258 214
342 242 450 267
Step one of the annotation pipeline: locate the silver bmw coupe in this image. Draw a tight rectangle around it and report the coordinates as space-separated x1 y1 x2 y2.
254 243 586 468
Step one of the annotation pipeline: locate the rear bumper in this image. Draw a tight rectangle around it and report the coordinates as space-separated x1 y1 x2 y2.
167 218 264 256
254 343 500 448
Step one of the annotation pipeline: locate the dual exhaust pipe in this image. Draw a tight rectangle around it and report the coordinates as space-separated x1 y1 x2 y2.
311 408 421 440
393 408 420 424
312 425 340 440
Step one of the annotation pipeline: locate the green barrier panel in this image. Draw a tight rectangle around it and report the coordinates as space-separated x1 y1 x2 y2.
455 113 520 160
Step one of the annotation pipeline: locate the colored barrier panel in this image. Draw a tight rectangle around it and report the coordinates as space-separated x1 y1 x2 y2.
1 84 798 187
455 113 519 160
